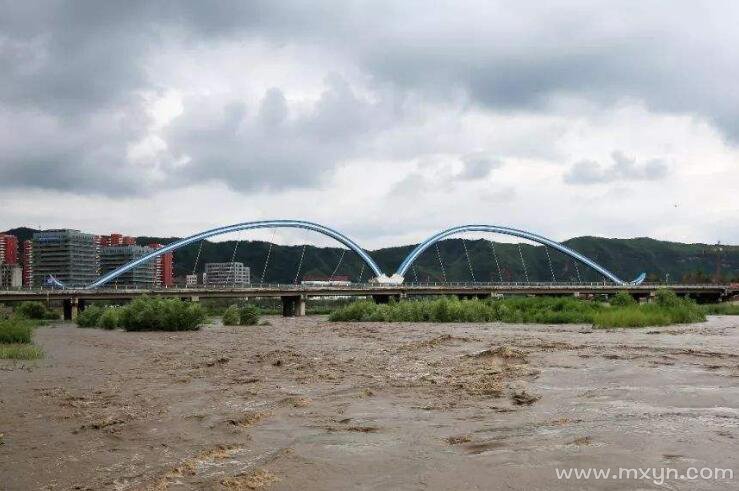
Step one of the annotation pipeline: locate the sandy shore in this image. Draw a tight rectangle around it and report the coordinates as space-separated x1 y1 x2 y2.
1 316 737 490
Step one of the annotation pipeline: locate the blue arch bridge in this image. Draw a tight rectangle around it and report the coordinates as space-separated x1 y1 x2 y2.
1 220 734 319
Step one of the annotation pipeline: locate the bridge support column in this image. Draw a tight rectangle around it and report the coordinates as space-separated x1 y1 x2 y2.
63 298 80 321
282 295 306 317
456 293 489 301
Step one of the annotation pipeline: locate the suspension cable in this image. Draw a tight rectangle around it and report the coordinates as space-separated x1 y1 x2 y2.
260 230 276 284
412 264 419 283
192 241 204 276
229 231 241 286
329 249 346 281
517 243 530 283
490 241 503 282
435 242 447 282
293 244 307 284
357 263 365 283
573 259 582 283
544 245 556 282
462 238 476 282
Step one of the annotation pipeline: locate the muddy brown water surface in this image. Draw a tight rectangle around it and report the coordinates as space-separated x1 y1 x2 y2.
1 316 737 490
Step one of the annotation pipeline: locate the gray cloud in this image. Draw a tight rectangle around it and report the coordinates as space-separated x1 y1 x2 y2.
0 1 737 196
458 153 502 180
164 77 393 191
564 151 669 185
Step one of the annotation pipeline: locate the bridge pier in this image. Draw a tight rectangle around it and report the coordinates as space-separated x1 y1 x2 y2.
281 295 306 317
62 298 80 321
456 293 490 301
372 294 404 304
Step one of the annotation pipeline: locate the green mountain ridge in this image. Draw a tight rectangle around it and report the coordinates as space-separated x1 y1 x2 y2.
4 228 737 283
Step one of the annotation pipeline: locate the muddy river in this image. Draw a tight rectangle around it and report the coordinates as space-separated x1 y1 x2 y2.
1 316 737 489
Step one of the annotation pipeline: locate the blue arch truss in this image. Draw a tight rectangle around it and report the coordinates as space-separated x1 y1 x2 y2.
86 220 644 288
393 224 645 286
87 220 385 289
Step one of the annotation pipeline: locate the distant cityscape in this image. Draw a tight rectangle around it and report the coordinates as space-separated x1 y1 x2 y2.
0 228 252 289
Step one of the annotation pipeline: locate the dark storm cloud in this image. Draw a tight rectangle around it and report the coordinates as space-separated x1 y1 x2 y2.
164 77 394 192
564 151 669 184
0 1 737 195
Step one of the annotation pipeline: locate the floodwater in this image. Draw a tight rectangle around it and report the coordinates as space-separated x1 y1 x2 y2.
1 316 737 490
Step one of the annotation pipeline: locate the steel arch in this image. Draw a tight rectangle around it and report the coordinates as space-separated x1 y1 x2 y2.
393 225 645 286
87 220 386 288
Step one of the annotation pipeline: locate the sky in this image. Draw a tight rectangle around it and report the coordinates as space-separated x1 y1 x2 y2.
1 1 737 248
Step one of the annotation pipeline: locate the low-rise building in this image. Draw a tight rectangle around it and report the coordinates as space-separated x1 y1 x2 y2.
204 262 250 287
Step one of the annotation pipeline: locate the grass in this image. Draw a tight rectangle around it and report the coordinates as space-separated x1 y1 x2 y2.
0 343 44 360
700 303 739 315
329 290 707 328
0 317 44 360
0 319 34 343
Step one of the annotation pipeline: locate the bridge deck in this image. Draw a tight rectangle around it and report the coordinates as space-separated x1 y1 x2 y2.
0 283 735 301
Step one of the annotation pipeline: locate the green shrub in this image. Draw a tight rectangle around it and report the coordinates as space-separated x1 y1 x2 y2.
16 301 58 320
0 319 34 343
118 296 206 331
655 289 682 308
222 305 241 325
594 292 705 328
329 293 707 328
700 303 739 315
239 305 260 326
329 296 602 324
610 291 637 307
97 308 119 330
0 344 43 360
77 305 105 328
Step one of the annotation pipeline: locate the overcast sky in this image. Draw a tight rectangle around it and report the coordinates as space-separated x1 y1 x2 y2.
1 1 737 248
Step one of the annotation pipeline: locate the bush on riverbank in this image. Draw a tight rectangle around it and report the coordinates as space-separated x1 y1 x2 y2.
0 319 34 343
118 296 206 331
329 291 706 328
221 304 260 326
0 318 44 360
700 303 739 315
329 296 602 324
76 305 105 327
16 301 59 320
222 305 241 325
97 308 120 330
239 305 260 325
76 305 120 329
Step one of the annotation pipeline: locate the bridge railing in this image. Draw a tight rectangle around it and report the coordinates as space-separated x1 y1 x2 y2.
4 281 731 293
